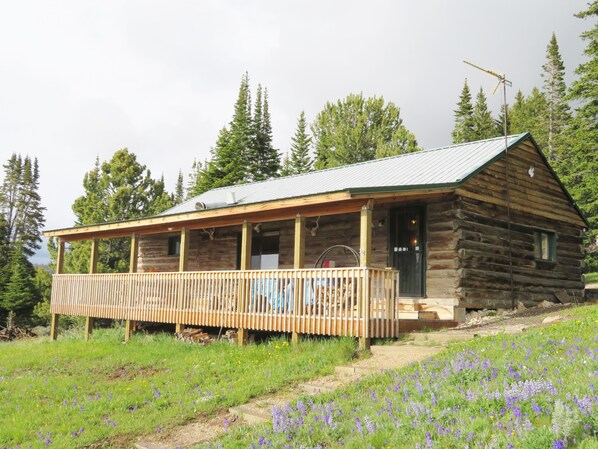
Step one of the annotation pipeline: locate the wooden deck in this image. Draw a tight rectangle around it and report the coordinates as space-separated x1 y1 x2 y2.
50 267 400 338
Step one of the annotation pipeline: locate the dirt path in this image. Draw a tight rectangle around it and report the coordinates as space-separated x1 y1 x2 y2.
134 344 444 449
134 301 589 449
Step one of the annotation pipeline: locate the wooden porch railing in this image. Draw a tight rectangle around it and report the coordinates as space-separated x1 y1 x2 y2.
50 267 400 338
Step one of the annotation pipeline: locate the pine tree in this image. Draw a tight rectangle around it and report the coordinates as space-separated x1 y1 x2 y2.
285 111 313 175
471 88 499 140
226 72 252 182
200 74 254 191
563 1 598 271
67 149 173 273
0 213 10 294
542 33 571 162
148 175 174 216
452 79 475 143
509 88 549 150
0 243 38 314
280 153 293 177
173 170 184 205
248 86 281 181
0 154 45 257
256 88 281 179
186 159 209 198
249 83 264 181
312 93 419 169
203 127 243 190
495 103 511 136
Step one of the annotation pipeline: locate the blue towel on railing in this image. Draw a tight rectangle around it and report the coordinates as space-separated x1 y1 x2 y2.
251 278 316 312
251 278 284 311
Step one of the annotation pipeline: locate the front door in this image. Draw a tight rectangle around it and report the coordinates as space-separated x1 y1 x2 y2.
389 207 425 297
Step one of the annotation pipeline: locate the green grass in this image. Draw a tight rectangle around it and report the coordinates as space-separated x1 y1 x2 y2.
204 305 598 449
0 329 356 448
585 272 598 284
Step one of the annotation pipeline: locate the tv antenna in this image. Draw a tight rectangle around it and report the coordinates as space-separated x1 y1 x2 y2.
464 60 515 310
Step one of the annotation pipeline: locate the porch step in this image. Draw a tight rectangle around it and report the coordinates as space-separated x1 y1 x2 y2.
398 310 439 320
229 402 271 424
335 365 379 377
135 443 169 449
298 381 338 395
403 331 474 344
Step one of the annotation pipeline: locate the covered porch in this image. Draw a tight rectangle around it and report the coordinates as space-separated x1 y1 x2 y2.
48 190 440 347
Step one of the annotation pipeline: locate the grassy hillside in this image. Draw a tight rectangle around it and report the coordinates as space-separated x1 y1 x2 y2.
0 330 355 448
205 305 598 449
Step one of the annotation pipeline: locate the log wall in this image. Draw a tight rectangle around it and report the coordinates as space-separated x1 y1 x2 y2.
455 141 585 309
138 210 390 272
425 196 460 301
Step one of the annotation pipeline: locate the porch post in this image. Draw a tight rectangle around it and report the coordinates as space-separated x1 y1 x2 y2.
50 238 65 341
176 228 190 334
124 233 139 343
238 220 252 346
85 238 99 341
292 214 305 345
359 204 372 351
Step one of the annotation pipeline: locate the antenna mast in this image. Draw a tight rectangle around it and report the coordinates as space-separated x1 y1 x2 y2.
464 60 515 310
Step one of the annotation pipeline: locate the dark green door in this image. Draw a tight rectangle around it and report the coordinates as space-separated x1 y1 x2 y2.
389 207 425 297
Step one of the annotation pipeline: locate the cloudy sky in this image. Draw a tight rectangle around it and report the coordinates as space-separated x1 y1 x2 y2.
0 1 592 262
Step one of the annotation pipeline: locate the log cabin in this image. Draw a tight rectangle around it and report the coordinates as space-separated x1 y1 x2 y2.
44 133 588 348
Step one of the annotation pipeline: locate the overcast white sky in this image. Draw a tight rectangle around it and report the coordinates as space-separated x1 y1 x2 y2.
0 1 592 262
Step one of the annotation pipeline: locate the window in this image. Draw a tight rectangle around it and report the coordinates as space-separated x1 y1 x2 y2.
251 232 280 269
534 230 556 262
168 236 181 256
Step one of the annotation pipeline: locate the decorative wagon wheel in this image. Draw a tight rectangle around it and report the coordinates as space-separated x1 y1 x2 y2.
313 245 360 316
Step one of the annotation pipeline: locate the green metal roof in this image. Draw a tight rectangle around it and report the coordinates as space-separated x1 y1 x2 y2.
164 133 530 215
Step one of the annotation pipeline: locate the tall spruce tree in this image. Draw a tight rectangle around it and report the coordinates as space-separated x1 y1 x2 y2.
249 86 281 181
226 72 252 182
0 243 38 315
312 93 419 169
542 33 571 162
186 159 209 198
471 88 499 140
0 213 10 295
285 111 313 175
173 170 184 205
190 73 279 194
199 73 252 192
509 88 549 151
452 79 475 143
564 0 598 271
0 154 45 257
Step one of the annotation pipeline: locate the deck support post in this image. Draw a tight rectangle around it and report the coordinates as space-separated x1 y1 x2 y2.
359 336 371 351
292 214 305 345
125 233 139 343
359 204 372 267
50 313 60 341
360 204 373 352
174 228 191 334
238 221 252 346
90 238 99 273
84 238 99 341
124 319 133 343
50 239 65 341
85 317 94 341
237 328 248 346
